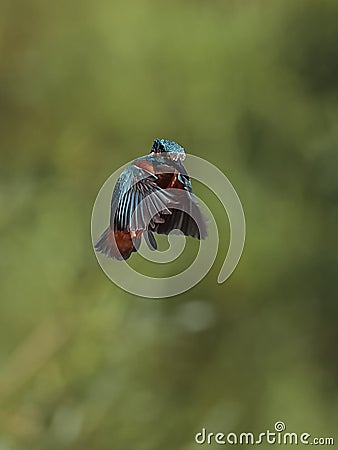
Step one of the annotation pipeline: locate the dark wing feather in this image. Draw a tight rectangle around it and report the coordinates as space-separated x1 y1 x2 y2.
143 230 157 250
111 162 177 233
151 160 208 239
110 156 207 241
153 193 208 239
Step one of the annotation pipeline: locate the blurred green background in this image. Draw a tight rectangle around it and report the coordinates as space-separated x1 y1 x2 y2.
1 0 338 448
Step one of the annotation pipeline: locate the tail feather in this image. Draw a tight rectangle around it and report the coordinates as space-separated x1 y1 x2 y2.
94 228 137 260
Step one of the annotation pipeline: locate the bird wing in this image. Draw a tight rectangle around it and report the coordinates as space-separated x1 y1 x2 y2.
111 160 178 233
150 159 208 239
110 156 207 239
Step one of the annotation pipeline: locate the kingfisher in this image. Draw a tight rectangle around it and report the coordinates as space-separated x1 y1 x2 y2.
94 139 207 260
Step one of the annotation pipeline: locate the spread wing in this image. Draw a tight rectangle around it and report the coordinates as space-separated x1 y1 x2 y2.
110 160 177 233
110 156 207 240
149 160 208 240
152 188 208 239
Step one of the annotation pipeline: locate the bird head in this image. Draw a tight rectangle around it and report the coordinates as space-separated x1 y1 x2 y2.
150 139 186 161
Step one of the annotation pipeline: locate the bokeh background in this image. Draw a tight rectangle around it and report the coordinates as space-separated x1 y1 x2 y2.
1 0 338 448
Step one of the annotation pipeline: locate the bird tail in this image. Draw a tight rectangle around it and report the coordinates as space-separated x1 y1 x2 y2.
94 228 137 260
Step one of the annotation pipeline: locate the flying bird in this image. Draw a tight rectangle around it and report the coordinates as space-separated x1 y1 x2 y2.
94 139 207 260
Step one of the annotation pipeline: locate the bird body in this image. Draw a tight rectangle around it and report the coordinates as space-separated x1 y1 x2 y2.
95 139 207 260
